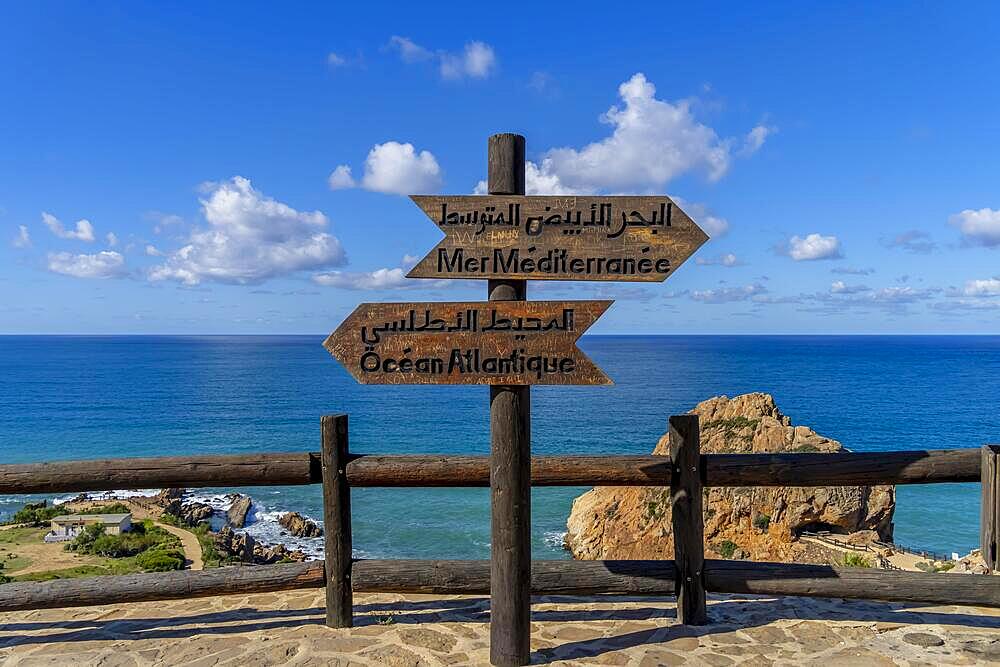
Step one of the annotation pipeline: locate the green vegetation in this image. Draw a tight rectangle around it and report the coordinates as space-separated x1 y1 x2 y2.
67 519 183 573
753 514 771 531
841 553 872 568
718 540 737 559
792 444 821 453
702 417 759 446
135 548 185 572
8 502 63 527
0 526 43 545
190 522 222 568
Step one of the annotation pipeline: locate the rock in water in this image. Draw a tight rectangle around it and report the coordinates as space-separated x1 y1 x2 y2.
227 495 253 528
564 393 895 562
278 512 323 538
215 526 308 565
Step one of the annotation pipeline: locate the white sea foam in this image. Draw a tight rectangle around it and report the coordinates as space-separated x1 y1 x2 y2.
52 489 160 505
543 531 568 549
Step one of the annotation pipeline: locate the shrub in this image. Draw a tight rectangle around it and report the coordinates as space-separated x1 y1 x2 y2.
753 514 771 531
10 502 63 526
841 553 872 568
719 540 737 559
78 503 131 516
136 548 185 572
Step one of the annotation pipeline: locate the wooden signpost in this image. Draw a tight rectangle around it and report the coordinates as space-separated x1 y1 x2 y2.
324 301 612 386
407 194 707 282
324 133 709 666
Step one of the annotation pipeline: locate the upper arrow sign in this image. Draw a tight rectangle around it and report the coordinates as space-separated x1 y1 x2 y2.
407 195 708 282
324 300 612 386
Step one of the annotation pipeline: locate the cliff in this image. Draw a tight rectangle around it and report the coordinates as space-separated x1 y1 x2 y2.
565 393 895 563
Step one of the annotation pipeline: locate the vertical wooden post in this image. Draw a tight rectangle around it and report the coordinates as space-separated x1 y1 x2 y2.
488 132 531 667
982 445 1000 572
322 414 352 627
670 414 707 624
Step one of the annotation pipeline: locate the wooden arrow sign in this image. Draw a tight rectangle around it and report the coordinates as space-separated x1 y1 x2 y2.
407 195 708 282
323 300 612 385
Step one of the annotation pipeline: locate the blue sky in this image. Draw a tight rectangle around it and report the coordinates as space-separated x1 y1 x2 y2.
3 2 1000 334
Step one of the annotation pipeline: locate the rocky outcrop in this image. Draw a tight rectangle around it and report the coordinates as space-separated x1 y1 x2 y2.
214 526 308 565
163 499 214 527
227 495 253 528
278 512 323 538
152 488 185 507
565 393 895 563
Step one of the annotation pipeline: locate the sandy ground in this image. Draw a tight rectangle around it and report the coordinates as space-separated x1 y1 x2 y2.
0 589 998 666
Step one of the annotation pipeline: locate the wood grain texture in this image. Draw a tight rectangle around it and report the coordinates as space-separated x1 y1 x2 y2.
487 134 525 195
705 559 1000 607
487 132 531 667
0 452 316 494
0 561 325 612
6 557 996 613
983 445 1000 571
0 449 981 496
323 300 612 386
352 559 676 595
669 415 707 624
407 195 709 282
322 414 352 628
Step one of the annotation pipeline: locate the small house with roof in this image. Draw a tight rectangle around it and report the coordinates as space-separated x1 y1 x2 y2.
44 513 133 543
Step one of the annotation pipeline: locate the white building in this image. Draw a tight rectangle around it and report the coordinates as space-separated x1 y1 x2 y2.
44 513 133 543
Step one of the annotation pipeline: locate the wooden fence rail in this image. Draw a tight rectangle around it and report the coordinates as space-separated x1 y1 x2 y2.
3 557 999 613
1 414 997 666
0 448 981 495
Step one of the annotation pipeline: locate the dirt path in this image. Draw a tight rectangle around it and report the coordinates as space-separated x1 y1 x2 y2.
154 523 203 571
799 535 928 571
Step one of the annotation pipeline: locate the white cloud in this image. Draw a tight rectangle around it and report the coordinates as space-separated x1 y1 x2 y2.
313 267 409 290
696 252 739 267
145 211 184 235
327 52 346 67
440 41 496 80
672 197 729 238
741 125 774 155
830 281 870 294
832 266 874 276
330 141 442 195
106 232 118 247
691 283 767 303
962 278 1000 297
388 36 432 63
785 233 842 261
509 73 768 194
883 229 936 254
144 244 164 257
149 176 345 286
949 208 1000 247
42 212 95 242
12 225 31 248
327 165 356 190
47 251 126 279
389 37 496 80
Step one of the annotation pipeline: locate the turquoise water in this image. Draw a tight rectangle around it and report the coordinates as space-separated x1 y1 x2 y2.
0 335 996 559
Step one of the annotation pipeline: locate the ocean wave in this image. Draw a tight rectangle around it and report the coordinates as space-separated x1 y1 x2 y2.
543 531 567 549
52 489 159 505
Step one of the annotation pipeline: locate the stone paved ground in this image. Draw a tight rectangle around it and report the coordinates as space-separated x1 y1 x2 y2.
1 590 998 665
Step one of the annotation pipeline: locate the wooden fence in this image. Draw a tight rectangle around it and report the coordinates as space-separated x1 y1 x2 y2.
1 414 999 642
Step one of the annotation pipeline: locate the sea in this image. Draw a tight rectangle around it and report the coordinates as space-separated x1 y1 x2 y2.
1 335 996 561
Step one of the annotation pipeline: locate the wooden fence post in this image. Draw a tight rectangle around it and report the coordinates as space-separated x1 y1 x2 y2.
322 414 352 627
488 132 531 667
982 445 1000 572
670 414 707 624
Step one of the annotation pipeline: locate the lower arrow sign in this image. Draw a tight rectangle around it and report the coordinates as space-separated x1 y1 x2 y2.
323 300 612 385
